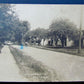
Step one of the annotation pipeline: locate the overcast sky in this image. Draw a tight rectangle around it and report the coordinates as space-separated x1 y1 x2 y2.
13 4 84 30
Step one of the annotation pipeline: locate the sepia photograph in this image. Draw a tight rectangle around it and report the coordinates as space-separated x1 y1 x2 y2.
0 4 84 82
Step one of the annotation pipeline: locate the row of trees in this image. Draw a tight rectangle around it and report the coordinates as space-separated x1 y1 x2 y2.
0 4 81 48
23 19 80 47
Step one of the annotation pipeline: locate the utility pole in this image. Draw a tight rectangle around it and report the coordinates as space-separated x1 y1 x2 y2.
78 6 83 53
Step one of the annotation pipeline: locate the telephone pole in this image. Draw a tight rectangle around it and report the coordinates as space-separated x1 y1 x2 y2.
78 6 83 53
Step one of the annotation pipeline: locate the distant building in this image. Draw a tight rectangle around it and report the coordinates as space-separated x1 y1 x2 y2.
67 37 73 47
41 37 74 47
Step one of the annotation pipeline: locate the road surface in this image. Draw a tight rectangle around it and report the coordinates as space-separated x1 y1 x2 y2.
0 45 28 82
13 45 84 81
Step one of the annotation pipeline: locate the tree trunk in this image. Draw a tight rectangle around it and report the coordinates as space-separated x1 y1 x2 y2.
81 39 83 48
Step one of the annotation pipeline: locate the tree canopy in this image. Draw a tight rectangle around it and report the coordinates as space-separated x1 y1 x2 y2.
24 28 48 41
0 4 30 44
49 19 79 40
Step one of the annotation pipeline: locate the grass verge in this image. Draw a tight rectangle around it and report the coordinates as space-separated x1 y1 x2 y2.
31 45 84 57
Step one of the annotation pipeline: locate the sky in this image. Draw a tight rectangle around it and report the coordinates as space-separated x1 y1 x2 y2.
13 4 84 30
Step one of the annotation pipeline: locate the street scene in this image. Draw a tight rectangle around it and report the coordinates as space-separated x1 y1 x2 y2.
0 4 84 82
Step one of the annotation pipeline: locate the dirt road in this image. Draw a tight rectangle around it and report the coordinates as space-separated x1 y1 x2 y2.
0 45 28 82
13 45 84 81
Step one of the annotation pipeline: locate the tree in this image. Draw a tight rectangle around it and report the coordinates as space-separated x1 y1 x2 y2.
0 4 14 43
14 21 30 44
24 28 48 45
0 4 30 45
49 18 79 47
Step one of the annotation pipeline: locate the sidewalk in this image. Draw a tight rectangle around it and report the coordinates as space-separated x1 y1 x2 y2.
0 45 28 82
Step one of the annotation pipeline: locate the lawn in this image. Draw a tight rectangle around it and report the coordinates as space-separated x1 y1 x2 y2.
31 45 84 57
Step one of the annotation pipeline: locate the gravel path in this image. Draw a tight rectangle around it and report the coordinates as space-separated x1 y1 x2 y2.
13 45 84 81
0 45 28 82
